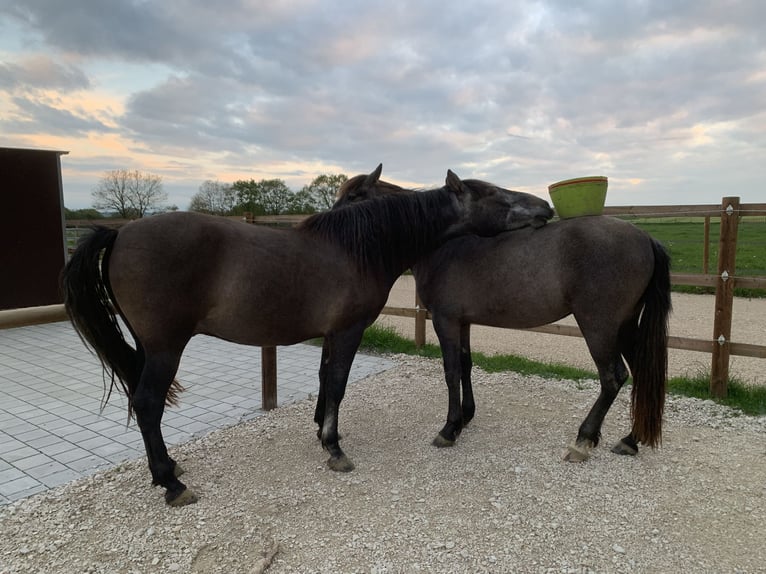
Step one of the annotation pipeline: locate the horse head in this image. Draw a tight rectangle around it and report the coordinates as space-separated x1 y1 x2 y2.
444 170 553 237
334 164 406 206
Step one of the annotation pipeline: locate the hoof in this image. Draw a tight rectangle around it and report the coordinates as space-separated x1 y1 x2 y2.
166 488 198 507
173 464 185 478
327 454 355 472
611 440 638 456
432 434 455 448
563 442 592 462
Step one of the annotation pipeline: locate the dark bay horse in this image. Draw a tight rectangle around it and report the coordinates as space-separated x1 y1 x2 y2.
62 165 553 506
335 180 671 461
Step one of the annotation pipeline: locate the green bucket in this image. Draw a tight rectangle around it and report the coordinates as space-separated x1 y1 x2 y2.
548 176 608 218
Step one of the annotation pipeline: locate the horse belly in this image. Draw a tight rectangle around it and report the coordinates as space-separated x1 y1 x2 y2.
464 293 570 330
424 258 569 330
200 305 329 347
197 272 379 347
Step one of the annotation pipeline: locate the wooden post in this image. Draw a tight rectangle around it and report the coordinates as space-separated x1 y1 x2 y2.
415 292 426 349
261 346 278 410
710 197 740 398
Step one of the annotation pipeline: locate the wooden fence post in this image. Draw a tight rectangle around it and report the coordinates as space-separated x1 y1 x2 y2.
710 197 740 398
415 292 427 349
261 346 278 410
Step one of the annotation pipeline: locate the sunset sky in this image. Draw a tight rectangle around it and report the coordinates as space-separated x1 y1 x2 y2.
1 1 765 210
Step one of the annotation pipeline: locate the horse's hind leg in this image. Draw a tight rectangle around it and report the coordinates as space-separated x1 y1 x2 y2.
610 332 640 456
564 355 629 462
133 350 196 506
611 431 639 456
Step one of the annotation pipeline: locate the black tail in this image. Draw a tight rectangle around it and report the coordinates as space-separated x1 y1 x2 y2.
631 239 672 448
61 227 142 416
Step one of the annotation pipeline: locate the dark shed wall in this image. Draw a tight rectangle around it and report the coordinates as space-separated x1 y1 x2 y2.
0 147 68 310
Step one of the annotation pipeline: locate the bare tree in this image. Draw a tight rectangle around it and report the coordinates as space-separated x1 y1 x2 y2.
92 169 167 218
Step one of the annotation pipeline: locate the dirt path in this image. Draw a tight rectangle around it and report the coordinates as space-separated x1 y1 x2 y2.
377 275 766 387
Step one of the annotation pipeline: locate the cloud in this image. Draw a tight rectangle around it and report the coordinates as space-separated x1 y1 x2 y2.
0 55 90 90
2 96 113 136
1 0 764 208
2 0 184 62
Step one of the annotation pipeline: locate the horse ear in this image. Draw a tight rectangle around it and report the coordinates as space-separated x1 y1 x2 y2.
445 169 463 194
364 164 383 187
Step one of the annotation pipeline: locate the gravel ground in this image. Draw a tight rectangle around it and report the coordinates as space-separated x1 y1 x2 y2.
1 280 764 573
1 355 765 573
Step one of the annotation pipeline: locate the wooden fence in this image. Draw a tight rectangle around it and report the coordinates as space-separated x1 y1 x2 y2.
249 198 766 399
3 198 764 408
379 198 766 398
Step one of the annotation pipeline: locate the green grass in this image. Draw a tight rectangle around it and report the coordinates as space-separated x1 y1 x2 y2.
359 324 595 381
667 374 766 416
359 324 766 416
631 218 766 298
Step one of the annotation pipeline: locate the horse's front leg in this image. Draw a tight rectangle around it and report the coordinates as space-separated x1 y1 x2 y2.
320 325 366 472
459 323 476 426
564 356 628 462
314 339 330 438
432 318 464 447
134 352 196 506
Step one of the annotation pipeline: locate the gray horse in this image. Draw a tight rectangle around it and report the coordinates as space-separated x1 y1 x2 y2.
335 176 671 462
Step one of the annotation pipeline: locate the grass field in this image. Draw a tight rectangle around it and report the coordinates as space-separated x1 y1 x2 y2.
629 217 766 297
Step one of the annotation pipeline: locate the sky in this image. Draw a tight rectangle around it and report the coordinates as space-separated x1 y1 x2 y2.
1 0 765 210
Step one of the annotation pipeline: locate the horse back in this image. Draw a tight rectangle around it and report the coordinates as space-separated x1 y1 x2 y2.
414 216 657 329
106 212 385 347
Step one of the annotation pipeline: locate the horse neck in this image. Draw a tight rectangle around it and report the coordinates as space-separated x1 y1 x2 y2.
300 188 459 280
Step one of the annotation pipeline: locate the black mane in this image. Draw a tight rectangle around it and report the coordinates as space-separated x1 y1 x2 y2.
299 188 455 277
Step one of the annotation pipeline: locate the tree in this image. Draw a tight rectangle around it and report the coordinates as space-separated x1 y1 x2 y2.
188 180 238 215
290 188 318 214
300 173 348 211
232 179 264 215
92 169 167 218
64 207 104 220
232 178 305 215
258 179 295 214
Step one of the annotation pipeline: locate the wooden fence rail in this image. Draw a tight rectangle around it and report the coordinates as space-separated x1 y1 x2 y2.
8 198 765 408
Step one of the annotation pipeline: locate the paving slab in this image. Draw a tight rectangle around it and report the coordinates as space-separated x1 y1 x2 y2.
0 321 394 505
